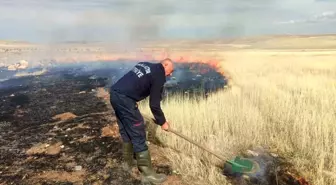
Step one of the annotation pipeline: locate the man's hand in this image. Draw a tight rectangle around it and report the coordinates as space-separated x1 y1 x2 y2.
161 121 169 131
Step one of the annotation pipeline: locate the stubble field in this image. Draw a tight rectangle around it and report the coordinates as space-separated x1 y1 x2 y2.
140 36 336 185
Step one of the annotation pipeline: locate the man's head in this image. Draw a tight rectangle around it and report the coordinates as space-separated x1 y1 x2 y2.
160 58 174 76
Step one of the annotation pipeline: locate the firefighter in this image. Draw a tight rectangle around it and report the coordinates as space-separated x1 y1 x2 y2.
109 58 174 184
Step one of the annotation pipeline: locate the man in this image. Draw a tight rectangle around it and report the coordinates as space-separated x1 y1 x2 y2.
109 58 174 184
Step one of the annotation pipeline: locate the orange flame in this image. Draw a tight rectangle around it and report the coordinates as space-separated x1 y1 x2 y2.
298 178 310 185
285 171 311 185
52 50 227 78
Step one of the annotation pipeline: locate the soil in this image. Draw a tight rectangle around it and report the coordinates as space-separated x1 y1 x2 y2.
0 69 185 185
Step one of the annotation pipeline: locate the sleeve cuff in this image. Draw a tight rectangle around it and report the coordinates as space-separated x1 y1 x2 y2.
155 118 166 126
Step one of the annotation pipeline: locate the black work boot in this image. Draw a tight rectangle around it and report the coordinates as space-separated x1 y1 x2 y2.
122 142 137 171
136 150 167 185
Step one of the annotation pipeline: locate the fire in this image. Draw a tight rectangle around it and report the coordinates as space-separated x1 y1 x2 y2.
298 178 310 185
286 172 311 185
52 49 228 78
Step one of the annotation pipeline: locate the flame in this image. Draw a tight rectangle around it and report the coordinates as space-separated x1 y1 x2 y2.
285 171 311 185
51 50 228 78
298 178 310 185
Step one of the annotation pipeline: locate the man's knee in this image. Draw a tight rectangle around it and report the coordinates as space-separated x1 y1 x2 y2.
129 120 147 152
129 122 147 152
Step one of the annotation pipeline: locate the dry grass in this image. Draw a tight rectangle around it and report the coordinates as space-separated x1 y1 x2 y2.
140 50 336 185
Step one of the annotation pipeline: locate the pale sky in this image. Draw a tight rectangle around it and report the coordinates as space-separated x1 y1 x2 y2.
0 0 336 43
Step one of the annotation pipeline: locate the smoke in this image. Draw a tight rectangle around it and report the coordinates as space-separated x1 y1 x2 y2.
224 147 311 185
1 0 335 74
1 0 336 44
1 0 336 69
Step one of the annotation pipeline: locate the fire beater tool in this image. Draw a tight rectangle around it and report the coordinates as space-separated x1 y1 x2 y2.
168 128 260 174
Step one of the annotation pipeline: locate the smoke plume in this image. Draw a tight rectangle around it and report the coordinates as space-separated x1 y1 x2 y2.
1 0 336 44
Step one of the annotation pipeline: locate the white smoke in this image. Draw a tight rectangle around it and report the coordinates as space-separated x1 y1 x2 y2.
1 0 336 43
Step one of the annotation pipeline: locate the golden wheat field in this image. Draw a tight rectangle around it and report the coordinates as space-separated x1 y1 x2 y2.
140 47 336 185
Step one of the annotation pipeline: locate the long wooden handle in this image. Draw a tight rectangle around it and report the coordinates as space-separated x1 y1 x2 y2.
168 128 228 163
142 114 232 164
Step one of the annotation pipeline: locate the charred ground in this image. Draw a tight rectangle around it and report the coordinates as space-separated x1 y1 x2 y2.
0 61 226 185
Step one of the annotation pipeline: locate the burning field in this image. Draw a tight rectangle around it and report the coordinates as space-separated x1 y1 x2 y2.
0 60 227 185
1 36 336 185
0 58 314 185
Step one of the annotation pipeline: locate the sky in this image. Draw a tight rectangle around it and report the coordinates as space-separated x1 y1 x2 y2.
0 0 336 43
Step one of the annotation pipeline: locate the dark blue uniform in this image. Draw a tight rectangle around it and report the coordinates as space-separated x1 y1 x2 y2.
109 62 166 153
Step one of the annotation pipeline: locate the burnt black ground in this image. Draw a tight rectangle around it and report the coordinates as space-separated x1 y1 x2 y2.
1 62 225 185
0 69 145 184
